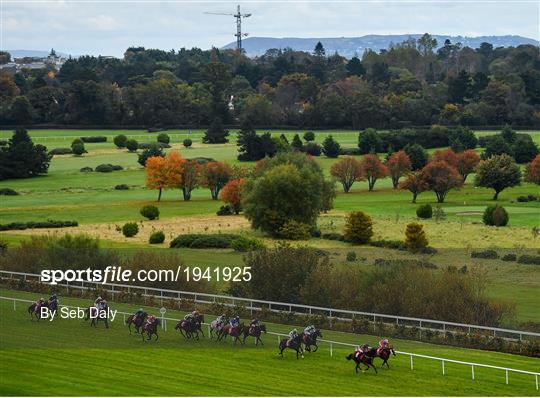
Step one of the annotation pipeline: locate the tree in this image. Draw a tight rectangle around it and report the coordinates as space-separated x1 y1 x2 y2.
157 133 170 144
202 61 232 121
145 152 183 201
291 134 303 151
202 161 232 199
386 150 412 188
114 134 128 148
330 157 363 193
512 135 538 164
126 139 138 152
237 119 276 161
220 178 245 214
404 143 428 170
399 171 429 203
203 117 229 144
303 131 315 142
405 223 429 253
500 124 517 144
421 160 463 203
10 96 33 124
346 57 366 77
456 149 480 182
178 159 201 200
475 154 522 200
417 33 437 56
322 135 341 158
0 128 51 180
358 128 381 154
360 154 388 191
71 138 85 156
524 155 540 184
242 152 328 236
138 144 164 167
482 135 513 159
431 148 458 167
313 41 326 57
344 211 373 244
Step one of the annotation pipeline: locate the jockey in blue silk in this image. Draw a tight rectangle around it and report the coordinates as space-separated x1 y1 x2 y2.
230 315 240 329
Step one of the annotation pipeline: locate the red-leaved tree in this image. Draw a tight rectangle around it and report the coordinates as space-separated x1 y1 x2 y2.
399 171 429 203
178 159 202 201
456 149 481 182
421 160 463 203
386 150 412 188
525 154 540 184
220 178 245 214
431 148 458 167
203 161 233 200
145 152 183 201
330 156 363 193
360 154 388 191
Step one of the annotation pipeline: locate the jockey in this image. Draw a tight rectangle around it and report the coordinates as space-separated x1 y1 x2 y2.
94 296 103 307
287 328 299 345
250 318 259 328
216 314 227 326
36 297 45 307
378 338 389 350
192 310 200 321
134 308 145 321
304 324 316 337
49 294 58 302
99 299 107 310
230 315 240 329
147 315 156 325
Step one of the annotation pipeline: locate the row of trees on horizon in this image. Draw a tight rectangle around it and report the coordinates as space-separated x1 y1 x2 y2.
0 34 539 128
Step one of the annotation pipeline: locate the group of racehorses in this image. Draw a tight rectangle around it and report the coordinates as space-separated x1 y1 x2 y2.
29 298 395 373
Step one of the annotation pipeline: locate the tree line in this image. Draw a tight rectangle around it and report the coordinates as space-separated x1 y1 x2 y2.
1 34 539 128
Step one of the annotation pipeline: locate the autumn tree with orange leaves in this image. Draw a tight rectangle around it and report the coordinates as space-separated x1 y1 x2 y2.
456 149 481 182
360 154 388 191
399 171 429 203
431 148 458 167
145 151 183 201
330 156 363 193
386 150 412 188
220 178 245 214
525 154 540 184
203 161 233 199
421 160 463 203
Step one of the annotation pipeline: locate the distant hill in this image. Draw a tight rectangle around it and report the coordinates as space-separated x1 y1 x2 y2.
224 34 539 58
6 49 72 59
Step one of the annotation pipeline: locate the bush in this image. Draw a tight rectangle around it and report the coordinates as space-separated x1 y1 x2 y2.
483 205 509 226
517 255 540 265
216 205 233 216
322 135 341 158
374 258 437 269
80 136 107 143
405 222 428 253
140 205 160 220
303 142 322 156
95 164 122 173
122 222 139 237
157 133 170 144
516 195 538 202
0 220 78 231
471 249 499 259
189 236 231 248
339 147 360 156
71 141 85 156
0 188 19 196
147 127 167 133
346 251 357 262
303 131 315 141
169 234 241 249
230 236 265 252
322 232 344 241
80 167 93 172
278 220 311 240
49 147 72 155
114 134 128 148
344 211 373 244
126 139 138 152
0 140 7 146
416 204 433 219
183 138 193 148
138 142 171 149
501 253 517 262
114 184 129 190
370 239 407 250
149 231 165 244
138 145 164 167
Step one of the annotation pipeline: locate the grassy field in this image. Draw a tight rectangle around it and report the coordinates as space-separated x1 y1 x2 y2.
1 288 539 396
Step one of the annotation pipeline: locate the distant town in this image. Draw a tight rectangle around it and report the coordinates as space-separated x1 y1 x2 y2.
0 49 66 72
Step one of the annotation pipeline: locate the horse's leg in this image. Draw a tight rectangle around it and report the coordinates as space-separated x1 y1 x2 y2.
198 327 204 338
141 331 145 341
105 318 109 329
313 343 318 353
128 321 132 334
355 363 359 374
155 331 159 341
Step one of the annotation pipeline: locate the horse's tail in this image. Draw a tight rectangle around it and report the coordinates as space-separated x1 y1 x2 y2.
346 353 353 361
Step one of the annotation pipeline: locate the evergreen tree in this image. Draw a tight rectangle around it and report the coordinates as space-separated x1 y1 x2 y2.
203 117 229 144
0 128 51 180
291 134 304 151
322 135 341 158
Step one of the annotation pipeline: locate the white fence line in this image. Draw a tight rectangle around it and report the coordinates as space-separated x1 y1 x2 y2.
2 295 538 391
1 270 538 342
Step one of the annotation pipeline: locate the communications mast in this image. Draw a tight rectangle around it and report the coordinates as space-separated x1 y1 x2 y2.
205 4 251 51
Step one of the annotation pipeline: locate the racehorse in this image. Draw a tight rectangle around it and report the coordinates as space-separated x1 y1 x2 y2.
209 318 228 340
278 334 304 359
242 324 267 345
219 323 244 344
175 314 205 340
301 329 322 352
28 299 58 321
141 318 161 341
84 305 109 329
346 351 378 374
126 312 147 334
364 346 396 368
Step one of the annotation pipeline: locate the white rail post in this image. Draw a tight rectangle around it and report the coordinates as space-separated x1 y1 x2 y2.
277 335 280 344
505 369 508 385
442 360 445 375
13 299 16 311
410 355 413 370
471 365 475 380
208 324 211 336
123 314 126 323
535 374 538 390
330 342 333 357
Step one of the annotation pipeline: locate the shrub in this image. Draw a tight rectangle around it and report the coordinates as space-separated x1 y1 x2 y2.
0 188 18 196
339 147 360 156
303 131 315 141
516 195 538 202
483 205 509 226
278 220 311 240
157 133 170 144
149 231 165 244
122 222 139 237
114 134 128 148
471 250 499 259
322 232 344 241
80 136 107 143
370 239 406 250
0 220 78 231
303 142 322 156
344 211 373 244
183 138 193 148
216 205 233 216
501 253 517 262
230 236 265 252
138 142 171 149
169 234 241 249
140 205 160 220
95 164 122 173
189 236 231 248
126 139 138 152
49 147 72 155
322 135 341 158
405 222 428 253
346 251 357 262
114 184 129 190
517 255 540 265
0 140 7 146
138 145 164 167
80 167 93 172
374 258 437 269
416 204 433 219
71 139 86 156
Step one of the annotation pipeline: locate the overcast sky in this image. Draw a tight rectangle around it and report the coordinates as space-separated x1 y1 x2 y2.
2 0 539 57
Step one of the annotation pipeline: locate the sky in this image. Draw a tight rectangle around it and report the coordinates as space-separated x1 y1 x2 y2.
1 0 539 57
